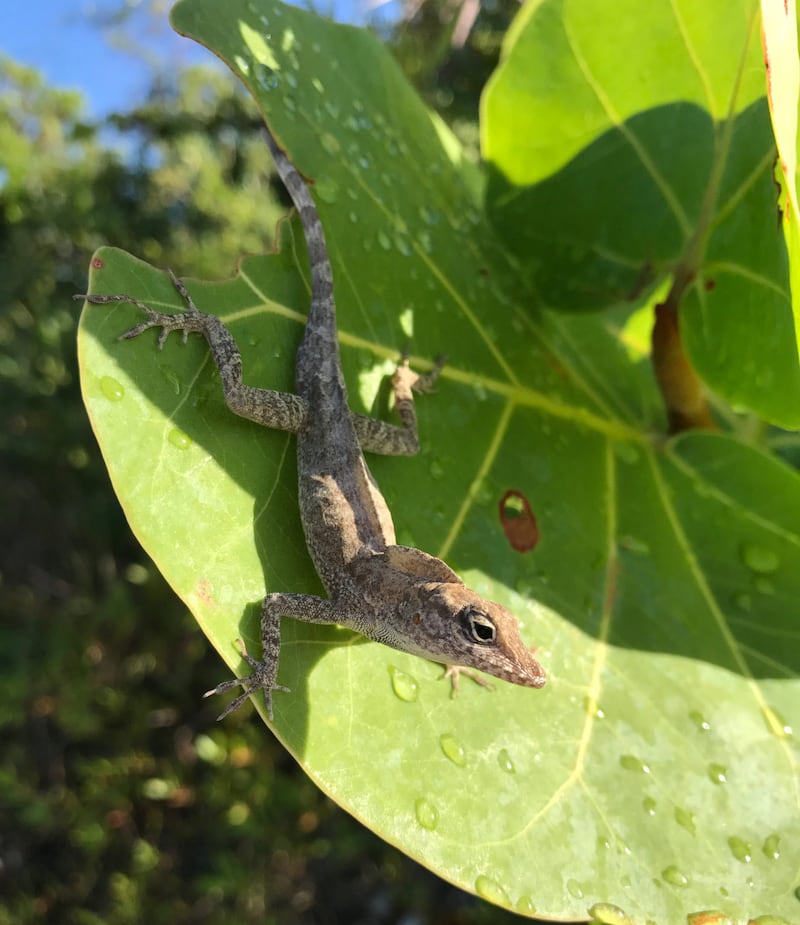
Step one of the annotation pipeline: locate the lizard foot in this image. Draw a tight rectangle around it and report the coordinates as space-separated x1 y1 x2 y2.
392 351 446 400
76 269 209 348
442 664 495 698
204 638 290 722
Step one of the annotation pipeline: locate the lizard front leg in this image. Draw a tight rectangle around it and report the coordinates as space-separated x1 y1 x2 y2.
205 592 342 720
77 271 307 433
354 352 446 456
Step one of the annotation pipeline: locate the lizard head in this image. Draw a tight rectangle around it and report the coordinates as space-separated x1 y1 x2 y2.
406 583 546 689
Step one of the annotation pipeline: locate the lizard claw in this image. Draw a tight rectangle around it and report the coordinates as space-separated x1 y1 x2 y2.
442 664 495 698
204 638 289 722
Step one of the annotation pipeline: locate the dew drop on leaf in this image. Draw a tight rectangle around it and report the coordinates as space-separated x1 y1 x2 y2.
762 705 792 738
100 376 125 402
707 763 727 784
394 234 412 256
414 797 438 830
320 133 340 155
661 865 689 887
727 835 752 863
740 542 780 574
589 902 637 925
619 754 650 773
377 231 391 251
688 709 710 732
439 733 466 767
515 895 537 914
475 875 509 905
168 428 191 451
674 806 696 835
643 796 656 815
388 665 418 702
614 442 640 464
428 459 445 480
566 878 584 898
314 175 339 204
762 833 781 860
497 748 515 773
419 204 440 225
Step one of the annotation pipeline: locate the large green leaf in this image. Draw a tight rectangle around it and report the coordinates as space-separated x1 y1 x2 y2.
77 0 799 921
483 0 800 429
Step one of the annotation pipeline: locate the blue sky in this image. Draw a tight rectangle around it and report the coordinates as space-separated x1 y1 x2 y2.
2 0 372 118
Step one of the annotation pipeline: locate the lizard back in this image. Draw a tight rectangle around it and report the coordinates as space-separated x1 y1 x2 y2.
264 130 396 591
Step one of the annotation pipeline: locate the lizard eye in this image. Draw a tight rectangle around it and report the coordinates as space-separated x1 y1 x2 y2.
460 607 496 645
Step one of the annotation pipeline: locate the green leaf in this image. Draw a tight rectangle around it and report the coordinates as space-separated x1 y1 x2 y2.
483 0 800 428
77 0 799 921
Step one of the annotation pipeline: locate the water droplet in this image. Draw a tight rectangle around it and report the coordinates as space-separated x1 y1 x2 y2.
474 875 509 905
100 376 125 401
674 807 695 835
388 665 418 702
320 133 340 155
377 230 391 251
314 175 339 204
418 230 433 253
497 748 515 773
661 865 688 887
614 442 640 464
285 72 298 89
255 63 279 92
380 172 393 187
732 591 752 611
643 796 656 815
439 733 466 767
619 535 651 556
428 460 445 480
589 902 636 925
414 797 438 830
583 695 605 719
755 576 775 595
419 205 440 225
740 542 780 574
311 77 324 93
566 878 584 899
762 833 781 860
394 234 412 256
597 836 611 851
168 428 191 450
233 55 250 75
728 835 752 863
707 763 727 784
515 895 536 914
620 754 650 773
688 709 710 732
324 100 340 119
762 705 793 738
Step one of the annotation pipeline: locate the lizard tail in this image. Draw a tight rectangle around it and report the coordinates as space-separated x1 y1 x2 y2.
263 128 337 351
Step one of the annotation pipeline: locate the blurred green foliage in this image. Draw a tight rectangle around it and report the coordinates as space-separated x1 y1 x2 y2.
0 2 529 920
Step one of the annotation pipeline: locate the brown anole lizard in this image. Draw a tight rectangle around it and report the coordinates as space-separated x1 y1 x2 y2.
79 129 546 720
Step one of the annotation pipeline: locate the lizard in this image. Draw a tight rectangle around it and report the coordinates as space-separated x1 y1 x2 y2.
79 128 547 721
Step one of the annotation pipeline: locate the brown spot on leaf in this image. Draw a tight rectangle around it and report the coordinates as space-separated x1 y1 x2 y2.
195 579 214 605
703 279 715 291
498 490 539 553
91 257 105 269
